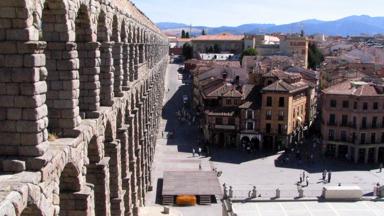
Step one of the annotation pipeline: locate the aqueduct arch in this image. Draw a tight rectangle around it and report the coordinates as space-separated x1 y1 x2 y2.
0 0 168 215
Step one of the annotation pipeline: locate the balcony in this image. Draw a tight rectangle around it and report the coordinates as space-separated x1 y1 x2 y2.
327 121 337 126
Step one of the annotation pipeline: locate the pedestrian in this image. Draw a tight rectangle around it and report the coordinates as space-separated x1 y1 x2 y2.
306 176 309 187
300 176 303 183
322 170 327 181
303 171 305 180
328 171 332 183
198 147 202 156
192 148 195 157
380 163 383 173
199 163 202 170
248 190 251 198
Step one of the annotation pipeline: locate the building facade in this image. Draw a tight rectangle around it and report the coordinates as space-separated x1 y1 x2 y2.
0 0 168 215
321 80 384 164
192 33 244 54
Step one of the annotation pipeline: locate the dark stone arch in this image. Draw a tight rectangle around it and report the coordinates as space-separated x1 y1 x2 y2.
87 135 102 163
60 162 81 192
97 10 108 42
42 0 75 134
21 204 43 216
105 120 114 143
117 108 124 129
111 15 119 42
76 4 100 116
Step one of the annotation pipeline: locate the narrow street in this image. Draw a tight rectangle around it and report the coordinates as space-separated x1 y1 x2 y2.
145 62 221 216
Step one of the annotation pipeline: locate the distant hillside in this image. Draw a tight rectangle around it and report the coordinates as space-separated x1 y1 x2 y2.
159 15 384 36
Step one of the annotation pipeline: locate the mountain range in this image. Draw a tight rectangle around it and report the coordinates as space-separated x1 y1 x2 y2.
158 15 384 36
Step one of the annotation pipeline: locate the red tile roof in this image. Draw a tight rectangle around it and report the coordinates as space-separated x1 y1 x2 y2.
192 33 244 41
323 80 383 96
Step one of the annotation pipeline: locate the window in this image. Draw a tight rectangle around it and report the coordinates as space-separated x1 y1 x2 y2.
341 115 348 126
353 116 356 128
266 123 271 133
328 129 335 141
363 102 368 110
247 122 254 130
279 97 285 107
362 117 367 129
330 100 337 108
278 111 284 121
266 110 272 120
342 101 349 108
234 99 239 105
353 102 358 109
226 99 232 105
374 102 379 110
247 110 253 119
341 131 347 142
361 133 366 144
371 133 376 144
329 114 336 126
372 117 378 128
228 117 235 125
266 97 272 107
216 117 223 125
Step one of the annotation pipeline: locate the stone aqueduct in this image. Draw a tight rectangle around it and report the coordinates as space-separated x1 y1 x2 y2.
0 0 168 215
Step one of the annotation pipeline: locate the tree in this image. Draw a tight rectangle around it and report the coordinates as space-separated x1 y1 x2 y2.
308 42 324 70
181 30 186 38
202 29 206 35
213 44 221 53
182 43 193 60
241 48 257 62
185 32 190 38
300 29 305 37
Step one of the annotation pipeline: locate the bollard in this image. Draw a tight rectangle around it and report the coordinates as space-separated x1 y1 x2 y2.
298 188 304 198
163 206 170 214
276 188 280 198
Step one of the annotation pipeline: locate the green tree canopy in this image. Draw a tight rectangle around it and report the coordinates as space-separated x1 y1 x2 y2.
202 29 206 35
182 43 193 60
241 48 258 62
181 30 186 38
308 42 324 70
185 32 190 38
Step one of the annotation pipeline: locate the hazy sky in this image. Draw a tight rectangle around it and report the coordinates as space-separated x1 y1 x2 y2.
132 0 384 26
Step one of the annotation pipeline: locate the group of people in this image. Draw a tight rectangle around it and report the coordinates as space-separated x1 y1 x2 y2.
298 171 311 187
298 170 333 188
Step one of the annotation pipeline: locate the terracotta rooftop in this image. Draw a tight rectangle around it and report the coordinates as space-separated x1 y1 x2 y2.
193 33 244 41
323 81 383 96
262 80 308 93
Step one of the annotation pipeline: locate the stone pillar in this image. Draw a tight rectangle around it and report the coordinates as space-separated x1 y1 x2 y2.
99 42 115 106
105 140 125 216
127 115 138 209
59 185 95 216
122 43 130 91
77 42 101 117
113 42 124 97
86 157 111 216
0 41 49 162
117 127 129 181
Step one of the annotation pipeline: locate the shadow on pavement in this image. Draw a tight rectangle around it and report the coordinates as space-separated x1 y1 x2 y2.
155 178 163 205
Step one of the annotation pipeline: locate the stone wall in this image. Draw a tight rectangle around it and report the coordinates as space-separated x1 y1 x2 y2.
0 0 168 215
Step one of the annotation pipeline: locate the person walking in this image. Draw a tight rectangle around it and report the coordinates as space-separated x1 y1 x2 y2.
198 147 202 157
380 163 383 173
192 148 195 157
306 176 309 187
322 170 327 181
328 171 332 183
303 171 306 180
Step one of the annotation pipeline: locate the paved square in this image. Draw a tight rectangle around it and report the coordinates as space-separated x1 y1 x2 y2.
232 201 384 216
211 149 384 199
